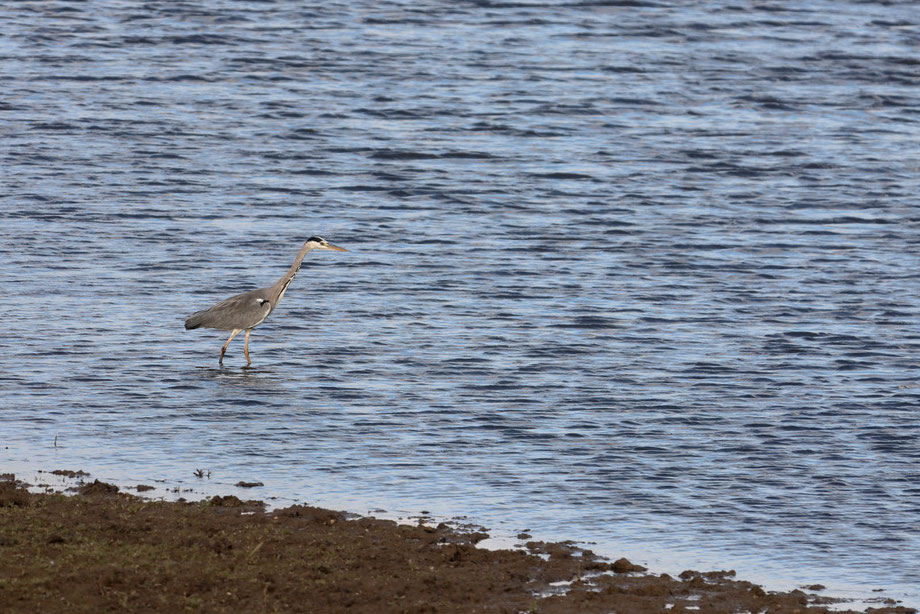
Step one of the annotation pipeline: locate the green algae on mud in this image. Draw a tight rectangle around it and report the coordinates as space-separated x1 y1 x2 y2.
0 477 914 614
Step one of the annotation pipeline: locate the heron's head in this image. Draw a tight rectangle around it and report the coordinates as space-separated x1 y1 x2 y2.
306 236 348 252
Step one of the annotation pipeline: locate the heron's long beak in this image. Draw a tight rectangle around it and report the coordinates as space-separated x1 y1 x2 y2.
325 243 348 252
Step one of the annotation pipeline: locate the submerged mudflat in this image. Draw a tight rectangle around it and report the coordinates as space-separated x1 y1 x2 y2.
0 478 912 614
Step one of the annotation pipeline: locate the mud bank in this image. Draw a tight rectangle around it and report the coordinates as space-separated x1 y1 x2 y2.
0 476 913 614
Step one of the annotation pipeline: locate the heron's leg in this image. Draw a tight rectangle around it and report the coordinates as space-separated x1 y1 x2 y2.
243 329 252 367
219 329 242 365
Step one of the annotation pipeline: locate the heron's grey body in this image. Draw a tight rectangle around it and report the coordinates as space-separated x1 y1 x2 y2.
184 236 347 366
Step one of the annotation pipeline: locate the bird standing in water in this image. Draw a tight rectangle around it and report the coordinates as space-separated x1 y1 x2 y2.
184 236 347 367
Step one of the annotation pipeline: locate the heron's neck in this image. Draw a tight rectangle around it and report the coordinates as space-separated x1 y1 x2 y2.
272 243 313 305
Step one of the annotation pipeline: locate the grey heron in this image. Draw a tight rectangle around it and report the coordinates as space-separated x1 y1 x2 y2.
184 236 347 367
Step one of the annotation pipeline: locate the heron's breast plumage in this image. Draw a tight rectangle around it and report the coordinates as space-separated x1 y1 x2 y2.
250 297 272 328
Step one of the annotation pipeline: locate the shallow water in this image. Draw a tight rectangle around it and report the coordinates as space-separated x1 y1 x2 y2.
2 0 920 606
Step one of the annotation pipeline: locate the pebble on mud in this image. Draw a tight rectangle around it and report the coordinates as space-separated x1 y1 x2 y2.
210 495 244 507
611 557 647 573
78 480 120 496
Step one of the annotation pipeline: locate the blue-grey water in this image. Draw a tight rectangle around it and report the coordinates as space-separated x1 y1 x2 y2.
2 0 919 607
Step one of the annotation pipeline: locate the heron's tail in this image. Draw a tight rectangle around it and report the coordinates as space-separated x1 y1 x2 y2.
184 311 205 330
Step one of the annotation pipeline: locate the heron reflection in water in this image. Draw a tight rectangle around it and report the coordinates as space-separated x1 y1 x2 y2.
184 236 347 367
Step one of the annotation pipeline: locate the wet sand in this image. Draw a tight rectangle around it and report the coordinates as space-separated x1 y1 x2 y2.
0 475 914 614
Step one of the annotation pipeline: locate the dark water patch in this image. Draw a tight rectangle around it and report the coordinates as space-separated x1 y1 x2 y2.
369 149 442 160
529 171 599 181
148 74 219 82
281 128 324 140
169 34 238 45
30 122 80 131
439 151 498 160
551 316 620 329
733 94 800 111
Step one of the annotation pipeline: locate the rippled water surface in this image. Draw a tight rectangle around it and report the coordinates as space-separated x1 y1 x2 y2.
2 0 920 606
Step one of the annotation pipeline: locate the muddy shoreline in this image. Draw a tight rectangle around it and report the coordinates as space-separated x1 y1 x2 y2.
0 473 914 613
